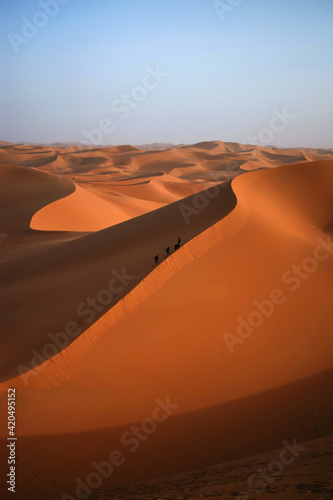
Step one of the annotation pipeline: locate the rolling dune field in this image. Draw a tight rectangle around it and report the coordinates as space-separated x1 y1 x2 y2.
0 141 332 500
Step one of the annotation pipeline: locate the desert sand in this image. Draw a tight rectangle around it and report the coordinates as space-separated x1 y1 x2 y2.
0 141 332 499
95 434 333 499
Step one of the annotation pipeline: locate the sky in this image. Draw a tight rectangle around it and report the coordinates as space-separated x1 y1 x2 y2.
0 0 333 148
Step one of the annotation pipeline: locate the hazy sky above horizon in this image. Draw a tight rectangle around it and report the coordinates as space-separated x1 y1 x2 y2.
1 0 333 148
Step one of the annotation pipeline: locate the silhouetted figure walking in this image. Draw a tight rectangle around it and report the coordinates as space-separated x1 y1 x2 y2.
174 236 181 251
153 254 159 265
165 246 170 255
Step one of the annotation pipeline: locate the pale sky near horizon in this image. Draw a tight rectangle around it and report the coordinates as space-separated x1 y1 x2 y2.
0 0 332 148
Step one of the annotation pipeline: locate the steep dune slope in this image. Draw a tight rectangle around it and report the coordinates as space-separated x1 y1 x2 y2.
0 179 236 380
0 165 75 233
0 160 332 499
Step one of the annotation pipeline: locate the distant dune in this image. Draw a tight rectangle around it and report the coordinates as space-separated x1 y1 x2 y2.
0 141 332 499
135 142 177 150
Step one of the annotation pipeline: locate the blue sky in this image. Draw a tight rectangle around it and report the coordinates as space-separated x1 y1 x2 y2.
0 0 332 147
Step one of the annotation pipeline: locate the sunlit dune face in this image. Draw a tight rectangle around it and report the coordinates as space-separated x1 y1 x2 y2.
0 142 333 499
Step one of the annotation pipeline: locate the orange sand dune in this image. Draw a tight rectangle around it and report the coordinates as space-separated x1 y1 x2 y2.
0 176 237 380
0 154 332 499
31 183 165 232
3 140 331 189
0 164 75 233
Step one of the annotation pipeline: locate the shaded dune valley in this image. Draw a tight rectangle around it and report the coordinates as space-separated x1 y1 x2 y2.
0 141 333 500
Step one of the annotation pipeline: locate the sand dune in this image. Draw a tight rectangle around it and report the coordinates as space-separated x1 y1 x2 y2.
2 140 330 187
0 164 75 233
0 177 237 381
97 434 333 499
31 183 165 232
0 142 332 499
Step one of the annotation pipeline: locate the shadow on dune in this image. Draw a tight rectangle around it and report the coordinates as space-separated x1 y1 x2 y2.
0 165 75 233
15 155 59 168
137 160 195 173
3 368 332 500
0 180 237 380
116 171 165 181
